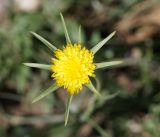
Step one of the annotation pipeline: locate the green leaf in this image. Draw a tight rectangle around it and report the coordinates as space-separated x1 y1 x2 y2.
91 31 116 54
31 32 57 51
88 118 109 137
97 92 120 107
95 60 123 69
32 83 59 103
86 82 101 97
94 77 101 91
78 25 81 44
65 95 73 126
103 92 119 101
23 63 51 70
60 13 71 43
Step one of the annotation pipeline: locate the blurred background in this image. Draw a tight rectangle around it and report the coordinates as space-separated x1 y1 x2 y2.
0 0 160 137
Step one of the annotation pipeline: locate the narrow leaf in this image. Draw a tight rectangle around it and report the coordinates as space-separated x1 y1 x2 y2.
94 77 101 91
91 31 116 54
65 95 73 126
103 92 119 101
86 82 101 97
78 25 81 43
31 32 57 51
60 13 71 43
97 92 120 107
32 83 59 103
88 118 109 137
23 63 51 70
95 60 123 69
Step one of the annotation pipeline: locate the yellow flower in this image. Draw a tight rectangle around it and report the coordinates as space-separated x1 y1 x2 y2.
24 13 122 126
51 43 95 95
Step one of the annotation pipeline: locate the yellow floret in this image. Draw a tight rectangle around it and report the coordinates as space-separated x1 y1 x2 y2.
51 43 95 95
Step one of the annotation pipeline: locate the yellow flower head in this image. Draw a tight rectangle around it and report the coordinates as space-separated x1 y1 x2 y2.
51 43 96 95
24 13 120 126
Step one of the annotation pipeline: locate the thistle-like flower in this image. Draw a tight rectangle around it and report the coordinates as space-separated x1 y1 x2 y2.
51 43 96 95
24 13 122 126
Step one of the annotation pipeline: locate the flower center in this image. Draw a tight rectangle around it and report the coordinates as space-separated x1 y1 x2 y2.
51 43 95 94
